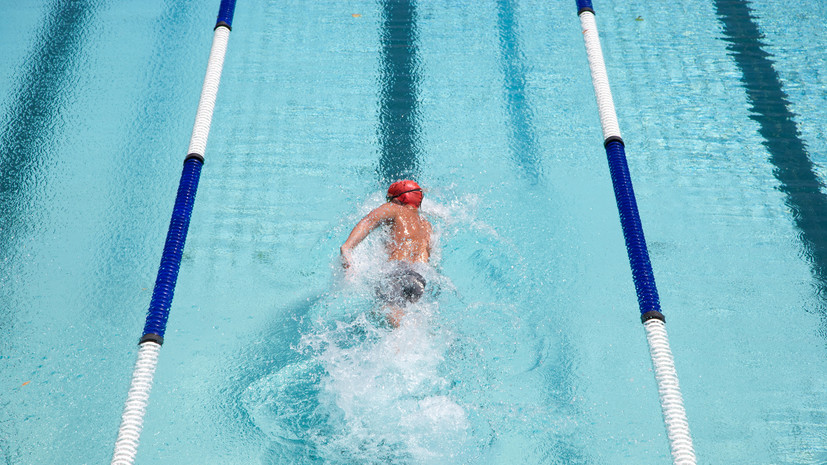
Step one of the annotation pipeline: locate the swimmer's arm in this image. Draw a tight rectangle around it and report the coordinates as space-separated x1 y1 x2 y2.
340 204 395 266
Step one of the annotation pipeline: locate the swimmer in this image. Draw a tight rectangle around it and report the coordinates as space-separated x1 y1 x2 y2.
340 180 432 328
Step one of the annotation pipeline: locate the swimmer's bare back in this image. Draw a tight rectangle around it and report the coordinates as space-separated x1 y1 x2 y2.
340 202 432 268
386 202 431 262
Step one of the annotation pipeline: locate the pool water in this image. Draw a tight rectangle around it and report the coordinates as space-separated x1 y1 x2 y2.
2 0 827 463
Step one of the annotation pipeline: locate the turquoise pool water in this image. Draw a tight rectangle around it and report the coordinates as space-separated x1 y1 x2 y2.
2 0 827 463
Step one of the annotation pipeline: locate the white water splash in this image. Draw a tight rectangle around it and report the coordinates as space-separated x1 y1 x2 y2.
240 192 554 464
300 307 470 464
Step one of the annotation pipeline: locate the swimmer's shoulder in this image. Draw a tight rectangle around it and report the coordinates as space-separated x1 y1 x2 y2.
370 202 401 218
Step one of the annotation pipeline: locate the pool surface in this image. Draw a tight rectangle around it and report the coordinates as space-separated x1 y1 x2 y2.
2 0 827 463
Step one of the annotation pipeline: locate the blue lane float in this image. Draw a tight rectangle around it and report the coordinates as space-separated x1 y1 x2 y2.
140 157 203 344
216 0 236 29
576 0 594 15
604 139 663 321
112 1 237 463
573 1 696 463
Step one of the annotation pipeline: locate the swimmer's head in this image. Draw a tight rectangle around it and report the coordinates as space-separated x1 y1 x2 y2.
387 180 423 207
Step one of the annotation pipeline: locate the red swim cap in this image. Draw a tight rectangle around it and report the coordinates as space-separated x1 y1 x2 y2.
387 180 423 207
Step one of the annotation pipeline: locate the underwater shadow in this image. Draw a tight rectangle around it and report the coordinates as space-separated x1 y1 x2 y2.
376 0 422 184
495 0 543 183
0 0 97 263
715 0 827 335
0 4 97 459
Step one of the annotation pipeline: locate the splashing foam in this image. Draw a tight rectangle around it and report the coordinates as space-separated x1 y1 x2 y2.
300 307 469 464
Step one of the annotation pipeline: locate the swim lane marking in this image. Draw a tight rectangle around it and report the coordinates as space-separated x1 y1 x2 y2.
111 1 236 463
574 1 697 463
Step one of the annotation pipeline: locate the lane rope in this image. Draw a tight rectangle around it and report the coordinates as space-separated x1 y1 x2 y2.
111 2 237 463
574 1 697 463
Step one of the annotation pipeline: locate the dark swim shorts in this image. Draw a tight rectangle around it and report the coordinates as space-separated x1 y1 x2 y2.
376 262 426 306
